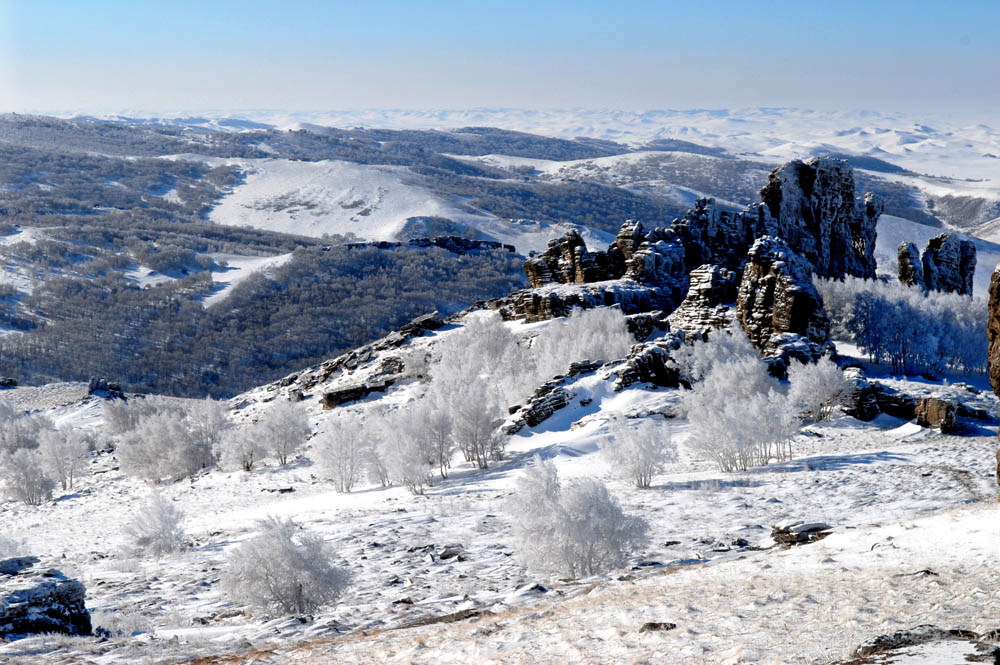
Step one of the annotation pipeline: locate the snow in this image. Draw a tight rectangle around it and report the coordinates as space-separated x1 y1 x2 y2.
202 252 294 306
2 314 999 664
208 158 491 241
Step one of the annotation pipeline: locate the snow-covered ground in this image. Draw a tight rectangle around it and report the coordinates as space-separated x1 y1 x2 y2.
202 252 294 306
1 313 998 664
207 158 490 241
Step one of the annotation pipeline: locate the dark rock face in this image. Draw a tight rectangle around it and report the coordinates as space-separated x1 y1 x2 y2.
757 158 880 279
0 557 92 639
841 368 880 421
736 236 831 365
921 233 977 295
988 268 1000 398
897 241 924 288
614 336 683 391
914 397 957 433
523 230 615 288
492 282 675 324
667 264 738 342
503 361 602 434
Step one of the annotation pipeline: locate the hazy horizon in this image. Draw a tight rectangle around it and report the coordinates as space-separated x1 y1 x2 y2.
2 1 998 118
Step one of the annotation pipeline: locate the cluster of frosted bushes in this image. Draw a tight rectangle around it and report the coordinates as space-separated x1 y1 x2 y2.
0 401 93 506
816 276 986 375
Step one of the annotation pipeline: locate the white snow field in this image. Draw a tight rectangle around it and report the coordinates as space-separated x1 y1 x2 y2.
207 158 488 241
0 311 998 665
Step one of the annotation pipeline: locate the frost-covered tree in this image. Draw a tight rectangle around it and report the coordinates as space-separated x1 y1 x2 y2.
0 404 53 455
600 416 677 489
124 493 186 557
451 379 505 469
815 275 987 375
221 516 350 615
118 411 213 482
38 428 90 490
1 448 55 505
532 306 634 380
506 456 648 579
684 356 798 472
102 396 186 438
258 401 311 466
378 410 435 495
787 358 852 422
186 398 232 457
313 416 367 493
673 323 757 383
217 424 267 472
413 395 454 479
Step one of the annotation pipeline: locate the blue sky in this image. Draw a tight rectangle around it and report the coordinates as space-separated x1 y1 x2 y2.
1 0 997 113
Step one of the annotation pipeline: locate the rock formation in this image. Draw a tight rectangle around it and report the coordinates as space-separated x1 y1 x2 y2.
0 557 91 639
921 233 976 295
736 236 831 370
667 264 738 342
897 241 924 288
523 230 615 288
756 158 881 280
988 266 1000 492
914 397 957 433
503 361 602 434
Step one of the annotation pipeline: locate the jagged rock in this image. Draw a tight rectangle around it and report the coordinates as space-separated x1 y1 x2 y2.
614 335 683 391
897 241 924 288
87 377 123 398
0 557 92 639
494 282 675 324
523 230 613 288
0 377 16 389
624 240 686 285
840 368 879 421
667 198 758 273
624 311 670 342
921 233 977 295
667 264 737 341
736 236 831 366
756 157 880 279
503 361 601 434
638 622 677 633
609 220 646 276
915 397 957 433
988 267 1000 399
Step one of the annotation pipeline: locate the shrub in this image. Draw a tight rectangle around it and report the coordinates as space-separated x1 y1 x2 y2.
1 448 55 505
532 306 634 380
313 416 367 493
124 493 186 557
787 358 852 421
451 379 505 469
378 410 435 495
600 416 677 489
221 516 350 615
38 428 90 490
673 323 757 383
684 356 798 472
258 402 310 466
216 424 267 472
506 456 648 578
118 411 213 482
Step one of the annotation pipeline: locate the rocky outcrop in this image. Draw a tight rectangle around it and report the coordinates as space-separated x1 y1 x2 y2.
897 241 924 288
915 397 957 433
921 233 977 295
491 281 676 324
503 361 602 434
523 230 615 288
989 267 1000 398
667 264 737 341
613 335 683 391
756 157 881 279
736 237 831 368
841 367 880 421
0 557 91 639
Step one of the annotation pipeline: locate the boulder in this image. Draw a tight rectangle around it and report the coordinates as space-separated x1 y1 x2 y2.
771 522 832 545
897 241 924 288
840 368 879 421
914 397 957 433
921 233 977 295
736 236 831 365
614 335 684 391
0 557 91 639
